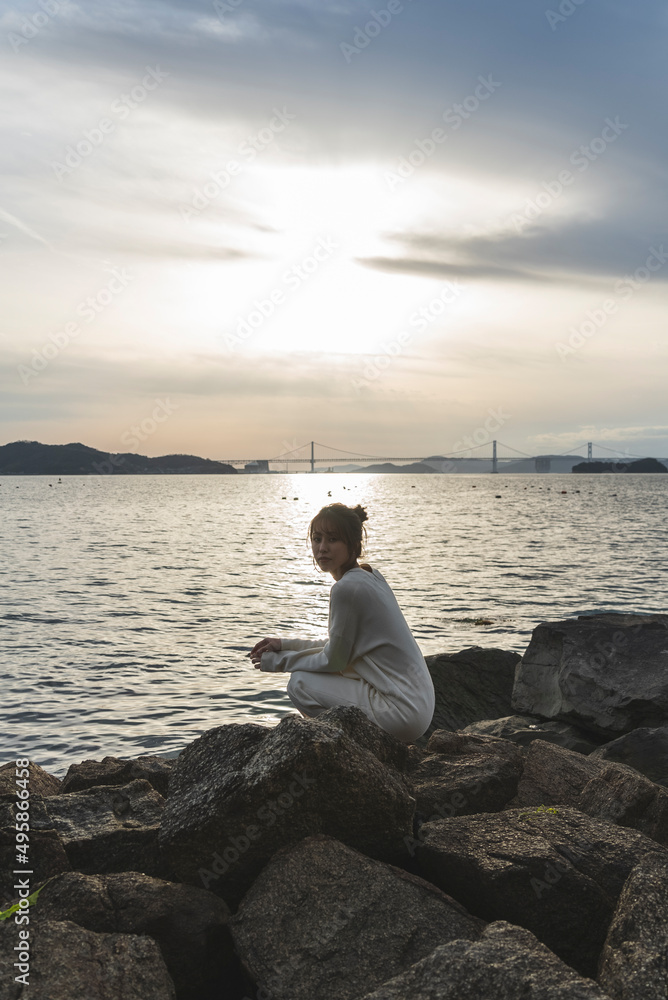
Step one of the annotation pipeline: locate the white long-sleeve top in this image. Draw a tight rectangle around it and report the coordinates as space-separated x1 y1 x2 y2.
259 566 435 722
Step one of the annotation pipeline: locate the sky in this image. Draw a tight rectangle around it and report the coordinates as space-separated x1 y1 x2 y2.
1 0 667 464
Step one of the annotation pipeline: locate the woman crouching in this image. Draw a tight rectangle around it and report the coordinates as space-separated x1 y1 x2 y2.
249 502 435 743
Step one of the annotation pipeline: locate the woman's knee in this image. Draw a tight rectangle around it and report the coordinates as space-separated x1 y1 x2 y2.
286 672 311 711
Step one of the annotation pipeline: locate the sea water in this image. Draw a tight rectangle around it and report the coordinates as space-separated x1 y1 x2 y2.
1 472 666 774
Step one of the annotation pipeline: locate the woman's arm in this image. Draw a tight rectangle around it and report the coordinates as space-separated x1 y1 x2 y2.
280 637 328 652
258 630 354 673
257 581 358 674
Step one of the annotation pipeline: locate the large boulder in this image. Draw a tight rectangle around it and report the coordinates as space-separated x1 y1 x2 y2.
578 764 668 846
509 740 602 808
42 779 166 877
463 715 601 754
60 755 174 797
315 705 411 775
160 711 415 908
230 834 484 1000
28 871 235 1000
0 918 175 999
415 806 666 977
0 796 70 906
166 723 268 797
512 614 668 737
508 740 668 845
0 761 61 796
423 647 520 739
359 921 613 1000
412 731 524 822
590 726 668 786
598 854 668 1000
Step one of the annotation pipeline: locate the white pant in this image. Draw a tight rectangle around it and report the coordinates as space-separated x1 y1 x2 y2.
286 669 431 743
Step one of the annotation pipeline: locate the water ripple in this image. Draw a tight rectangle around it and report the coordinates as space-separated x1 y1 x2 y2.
1 472 666 774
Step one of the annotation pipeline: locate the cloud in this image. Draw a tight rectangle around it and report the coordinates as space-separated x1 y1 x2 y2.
531 425 668 447
359 207 668 288
0 206 54 249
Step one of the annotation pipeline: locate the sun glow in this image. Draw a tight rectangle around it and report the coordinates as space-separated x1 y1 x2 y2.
209 162 469 356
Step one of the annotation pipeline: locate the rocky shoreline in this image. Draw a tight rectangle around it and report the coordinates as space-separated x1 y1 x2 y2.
1 612 668 999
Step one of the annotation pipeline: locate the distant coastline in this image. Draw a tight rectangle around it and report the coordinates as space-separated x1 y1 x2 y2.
2 441 667 475
572 458 667 474
0 441 237 476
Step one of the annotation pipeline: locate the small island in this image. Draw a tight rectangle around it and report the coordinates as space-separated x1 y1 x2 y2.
572 457 667 474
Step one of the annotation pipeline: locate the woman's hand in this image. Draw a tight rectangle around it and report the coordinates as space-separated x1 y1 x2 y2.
248 637 282 668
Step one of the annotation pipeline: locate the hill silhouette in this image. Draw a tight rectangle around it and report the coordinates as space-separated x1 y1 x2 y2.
572 458 667 474
0 441 237 475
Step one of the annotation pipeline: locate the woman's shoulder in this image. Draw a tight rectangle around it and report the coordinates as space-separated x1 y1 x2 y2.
335 565 388 588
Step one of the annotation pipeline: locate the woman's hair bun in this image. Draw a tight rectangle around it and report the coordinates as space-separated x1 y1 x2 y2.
352 504 368 524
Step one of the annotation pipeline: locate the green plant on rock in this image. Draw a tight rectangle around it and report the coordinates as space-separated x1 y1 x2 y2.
0 876 56 921
518 804 560 821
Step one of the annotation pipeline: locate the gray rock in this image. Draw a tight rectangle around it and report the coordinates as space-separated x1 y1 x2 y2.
60 755 174 796
43 779 166 877
0 796 70 907
0 761 61 796
512 613 668 737
423 647 521 740
29 871 234 1000
598 854 668 1000
230 834 484 1000
413 732 524 822
510 740 602 808
590 726 668 786
464 715 601 754
415 805 666 978
0 918 175 999
578 763 668 846
316 705 411 774
160 712 415 908
508 740 668 845
166 723 269 797
359 921 613 1000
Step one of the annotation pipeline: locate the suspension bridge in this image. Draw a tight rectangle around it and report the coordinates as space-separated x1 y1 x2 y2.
218 440 660 473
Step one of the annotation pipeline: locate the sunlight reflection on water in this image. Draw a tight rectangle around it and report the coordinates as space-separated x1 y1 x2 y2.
1 472 667 774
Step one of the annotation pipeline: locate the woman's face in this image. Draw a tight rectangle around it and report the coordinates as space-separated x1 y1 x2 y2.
311 521 357 580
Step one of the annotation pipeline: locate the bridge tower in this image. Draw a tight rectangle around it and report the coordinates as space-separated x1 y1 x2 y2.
492 440 498 474
310 441 315 474
587 441 593 461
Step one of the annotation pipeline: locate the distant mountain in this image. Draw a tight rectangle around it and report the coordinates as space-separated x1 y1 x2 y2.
348 461 438 474
572 458 668 474
423 454 587 474
0 441 237 475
